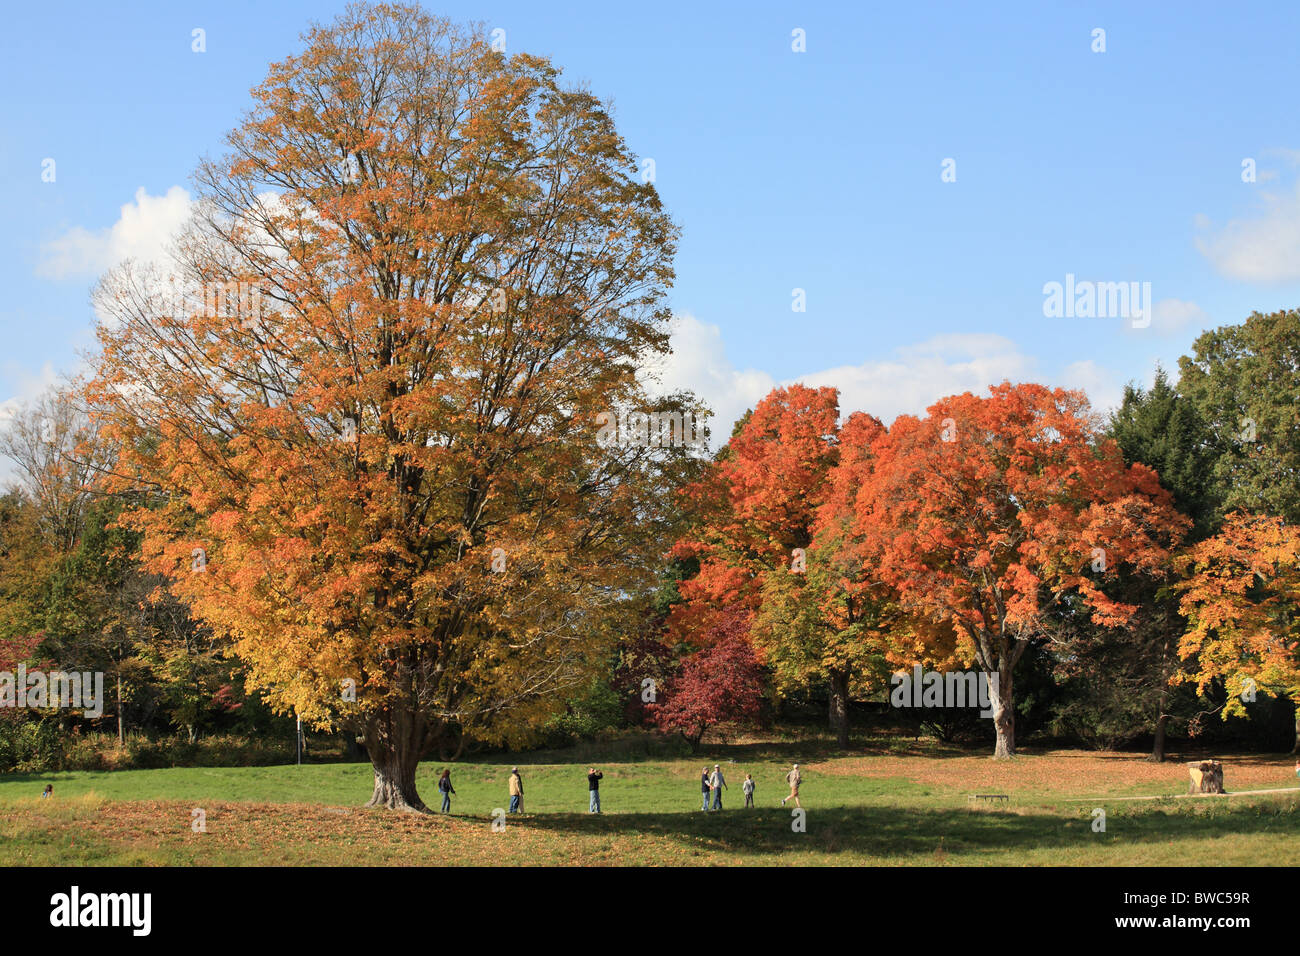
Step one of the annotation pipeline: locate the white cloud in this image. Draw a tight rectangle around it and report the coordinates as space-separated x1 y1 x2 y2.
648 316 1121 444
1195 182 1300 282
794 333 1036 427
37 186 192 279
1124 297 1211 338
0 363 61 427
1059 360 1122 417
642 314 776 443
0 363 62 488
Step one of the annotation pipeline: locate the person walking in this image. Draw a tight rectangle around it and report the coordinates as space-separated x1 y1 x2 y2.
41 784 53 799
781 763 802 809
710 764 727 810
742 773 755 808
700 766 712 811
508 767 524 814
588 767 603 813
438 769 456 813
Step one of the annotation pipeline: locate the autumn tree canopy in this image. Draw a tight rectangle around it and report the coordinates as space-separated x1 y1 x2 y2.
670 384 840 629
751 411 933 747
669 385 859 738
1177 512 1300 752
87 3 689 810
855 382 1188 757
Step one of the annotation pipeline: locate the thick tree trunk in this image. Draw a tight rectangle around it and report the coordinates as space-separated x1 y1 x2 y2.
1149 712 1169 763
1292 709 1299 755
991 664 1015 759
363 710 429 812
828 668 850 749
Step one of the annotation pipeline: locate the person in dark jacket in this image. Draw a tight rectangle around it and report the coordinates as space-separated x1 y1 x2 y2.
438 769 456 813
588 767 603 813
700 767 711 811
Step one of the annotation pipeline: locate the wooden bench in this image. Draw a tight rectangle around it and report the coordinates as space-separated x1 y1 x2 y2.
969 793 1010 805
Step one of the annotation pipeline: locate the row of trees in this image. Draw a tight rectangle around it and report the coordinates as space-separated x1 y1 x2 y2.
657 309 1300 759
2 5 1296 811
0 389 271 759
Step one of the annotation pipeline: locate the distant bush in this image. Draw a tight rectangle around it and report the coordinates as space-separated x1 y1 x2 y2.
0 718 64 773
534 729 693 763
0 726 296 773
542 672 628 744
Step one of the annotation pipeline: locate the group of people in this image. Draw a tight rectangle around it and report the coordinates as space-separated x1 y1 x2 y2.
700 763 801 810
423 763 805 815
433 765 585 814
436 766 530 813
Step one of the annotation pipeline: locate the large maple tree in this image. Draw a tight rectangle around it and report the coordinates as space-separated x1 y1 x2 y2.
86 4 686 810
856 383 1187 757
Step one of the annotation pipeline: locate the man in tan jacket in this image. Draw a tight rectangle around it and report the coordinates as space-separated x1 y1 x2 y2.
508 767 524 814
781 763 802 809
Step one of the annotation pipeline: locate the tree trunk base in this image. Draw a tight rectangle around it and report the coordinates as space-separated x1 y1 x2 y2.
365 778 430 813
1148 714 1169 762
829 669 850 751
362 713 431 812
364 750 429 813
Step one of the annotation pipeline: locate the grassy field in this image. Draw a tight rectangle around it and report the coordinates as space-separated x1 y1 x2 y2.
2 741 1298 865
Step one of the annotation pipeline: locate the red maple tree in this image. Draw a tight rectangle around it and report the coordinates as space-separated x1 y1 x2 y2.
856 383 1187 757
647 609 766 752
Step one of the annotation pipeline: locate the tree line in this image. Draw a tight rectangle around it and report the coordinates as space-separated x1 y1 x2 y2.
1 5 1296 811
655 308 1300 760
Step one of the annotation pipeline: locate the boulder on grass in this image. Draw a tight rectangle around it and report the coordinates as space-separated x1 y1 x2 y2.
1187 760 1224 794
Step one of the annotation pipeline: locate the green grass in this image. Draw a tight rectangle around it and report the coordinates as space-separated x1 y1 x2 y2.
0 759 927 810
2 742 1298 866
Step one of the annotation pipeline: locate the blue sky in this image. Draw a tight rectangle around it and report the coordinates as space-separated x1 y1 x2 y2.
4 0 1300 441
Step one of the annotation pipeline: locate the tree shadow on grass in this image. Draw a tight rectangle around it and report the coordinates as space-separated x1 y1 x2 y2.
714 738 980 762
504 737 979 767
502 801 1300 862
